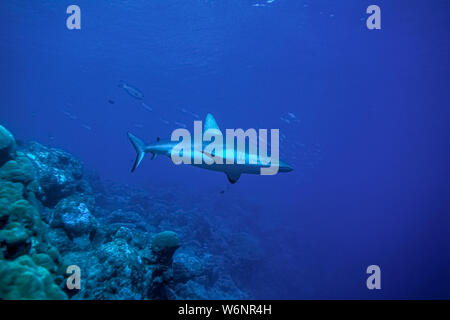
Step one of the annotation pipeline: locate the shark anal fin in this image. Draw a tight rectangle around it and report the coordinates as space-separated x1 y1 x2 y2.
226 172 241 184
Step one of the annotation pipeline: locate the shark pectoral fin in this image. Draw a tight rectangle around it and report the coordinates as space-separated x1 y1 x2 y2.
226 172 241 184
202 150 222 164
192 150 213 164
203 153 213 163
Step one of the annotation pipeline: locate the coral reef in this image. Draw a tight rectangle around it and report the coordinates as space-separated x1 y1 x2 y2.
0 125 259 299
20 141 86 207
0 255 66 299
0 125 16 166
151 231 180 264
0 131 67 299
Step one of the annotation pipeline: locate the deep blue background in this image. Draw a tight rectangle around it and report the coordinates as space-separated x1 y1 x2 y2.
0 0 449 298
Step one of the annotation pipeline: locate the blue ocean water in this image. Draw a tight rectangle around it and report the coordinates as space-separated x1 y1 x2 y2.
0 0 449 299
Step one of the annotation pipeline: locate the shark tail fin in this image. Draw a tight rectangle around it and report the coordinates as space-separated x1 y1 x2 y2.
128 132 147 172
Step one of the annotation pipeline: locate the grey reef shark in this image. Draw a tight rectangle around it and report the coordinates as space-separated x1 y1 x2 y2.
128 114 293 183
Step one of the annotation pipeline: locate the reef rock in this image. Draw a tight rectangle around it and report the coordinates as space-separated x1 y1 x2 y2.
61 202 97 238
20 142 84 206
172 251 204 283
0 125 16 166
91 238 147 299
151 231 180 265
102 209 147 231
169 276 247 300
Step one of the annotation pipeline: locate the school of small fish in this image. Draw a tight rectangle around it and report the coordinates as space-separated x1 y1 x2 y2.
60 78 322 174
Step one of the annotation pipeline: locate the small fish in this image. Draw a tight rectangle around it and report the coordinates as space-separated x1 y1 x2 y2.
63 111 77 120
281 112 300 124
81 124 92 131
190 112 200 119
118 81 144 100
280 117 291 124
174 121 187 128
108 99 115 104
159 118 169 125
179 107 199 119
287 112 296 119
141 102 153 112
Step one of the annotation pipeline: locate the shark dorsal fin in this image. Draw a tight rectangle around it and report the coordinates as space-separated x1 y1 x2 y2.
204 113 221 133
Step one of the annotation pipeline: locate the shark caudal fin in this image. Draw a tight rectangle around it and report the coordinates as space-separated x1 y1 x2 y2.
127 132 147 172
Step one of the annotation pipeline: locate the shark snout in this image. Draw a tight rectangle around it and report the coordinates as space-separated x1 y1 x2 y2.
279 162 293 173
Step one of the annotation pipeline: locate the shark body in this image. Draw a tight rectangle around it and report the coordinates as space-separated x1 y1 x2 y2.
127 114 293 183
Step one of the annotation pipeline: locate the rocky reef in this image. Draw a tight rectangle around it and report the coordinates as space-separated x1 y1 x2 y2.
0 126 66 299
0 125 260 299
